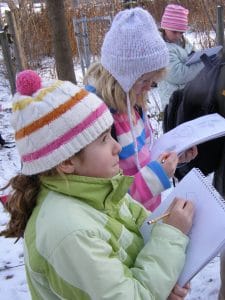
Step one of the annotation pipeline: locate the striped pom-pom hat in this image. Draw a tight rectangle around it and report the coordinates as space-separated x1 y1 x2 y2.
12 70 113 175
161 4 189 32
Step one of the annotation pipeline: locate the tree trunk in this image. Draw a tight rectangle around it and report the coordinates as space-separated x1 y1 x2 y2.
46 0 76 83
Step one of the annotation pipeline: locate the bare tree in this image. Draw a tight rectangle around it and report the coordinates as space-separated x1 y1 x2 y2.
6 0 18 11
46 0 76 83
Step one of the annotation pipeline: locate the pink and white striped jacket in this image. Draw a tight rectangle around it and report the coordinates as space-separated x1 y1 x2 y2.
112 108 171 211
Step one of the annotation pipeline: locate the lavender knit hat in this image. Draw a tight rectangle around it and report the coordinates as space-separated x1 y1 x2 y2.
101 7 169 92
161 4 189 32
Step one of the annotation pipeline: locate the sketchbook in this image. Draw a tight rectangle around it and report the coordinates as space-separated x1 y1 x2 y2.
151 113 225 160
140 168 225 287
185 45 223 65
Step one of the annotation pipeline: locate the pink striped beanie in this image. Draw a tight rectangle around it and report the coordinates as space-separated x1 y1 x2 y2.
161 4 189 32
12 70 113 175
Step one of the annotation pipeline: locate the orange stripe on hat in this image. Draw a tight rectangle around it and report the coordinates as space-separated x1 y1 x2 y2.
15 89 88 140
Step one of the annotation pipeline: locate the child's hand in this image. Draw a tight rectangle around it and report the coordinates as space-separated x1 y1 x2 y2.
179 146 198 163
157 152 179 178
163 197 194 235
167 282 191 299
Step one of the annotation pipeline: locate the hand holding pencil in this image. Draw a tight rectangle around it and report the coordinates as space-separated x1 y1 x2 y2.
157 152 179 178
147 212 170 225
149 197 194 235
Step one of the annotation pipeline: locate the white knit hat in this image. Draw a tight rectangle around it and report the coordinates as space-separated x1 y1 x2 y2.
12 70 113 175
101 7 169 92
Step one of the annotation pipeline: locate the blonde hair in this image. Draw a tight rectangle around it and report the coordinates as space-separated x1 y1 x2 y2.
84 62 166 113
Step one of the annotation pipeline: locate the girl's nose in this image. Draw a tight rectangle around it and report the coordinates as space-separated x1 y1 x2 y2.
113 138 122 154
175 32 183 38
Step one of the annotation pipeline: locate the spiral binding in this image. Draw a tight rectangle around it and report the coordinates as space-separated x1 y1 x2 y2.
195 168 225 211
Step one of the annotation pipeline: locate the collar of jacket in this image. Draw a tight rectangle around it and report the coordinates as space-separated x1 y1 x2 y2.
40 173 134 212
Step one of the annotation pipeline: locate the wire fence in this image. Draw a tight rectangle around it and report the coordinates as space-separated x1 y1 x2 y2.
0 0 220 71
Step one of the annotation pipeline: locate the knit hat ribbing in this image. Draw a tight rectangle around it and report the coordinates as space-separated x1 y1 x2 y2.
12 70 113 175
101 7 169 92
161 4 189 32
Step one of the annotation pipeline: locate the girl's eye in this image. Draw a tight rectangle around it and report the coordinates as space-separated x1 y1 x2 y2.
102 133 109 142
142 79 152 85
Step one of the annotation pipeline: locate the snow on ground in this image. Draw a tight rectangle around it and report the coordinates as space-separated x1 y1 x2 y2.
0 82 31 300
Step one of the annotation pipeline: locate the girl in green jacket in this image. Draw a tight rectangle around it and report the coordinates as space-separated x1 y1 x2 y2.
1 69 194 300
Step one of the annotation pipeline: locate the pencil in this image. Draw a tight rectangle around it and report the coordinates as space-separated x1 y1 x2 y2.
147 212 170 225
161 154 170 164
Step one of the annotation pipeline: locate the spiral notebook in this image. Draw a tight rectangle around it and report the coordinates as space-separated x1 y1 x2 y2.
151 113 225 160
140 168 225 287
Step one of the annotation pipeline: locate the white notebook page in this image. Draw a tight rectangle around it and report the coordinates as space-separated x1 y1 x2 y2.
140 168 225 286
151 113 225 160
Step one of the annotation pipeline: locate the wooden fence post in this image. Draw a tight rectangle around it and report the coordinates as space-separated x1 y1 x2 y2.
5 10 28 72
216 5 224 53
0 31 16 94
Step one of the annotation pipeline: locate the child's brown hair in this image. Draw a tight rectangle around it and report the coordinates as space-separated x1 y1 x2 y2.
0 169 57 239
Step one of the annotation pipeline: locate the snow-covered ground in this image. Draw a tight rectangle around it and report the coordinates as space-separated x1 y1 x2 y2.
0 61 222 299
0 82 31 300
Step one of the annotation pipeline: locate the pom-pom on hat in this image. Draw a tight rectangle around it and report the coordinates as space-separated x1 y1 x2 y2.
12 70 113 175
161 4 189 32
16 70 41 95
101 7 169 93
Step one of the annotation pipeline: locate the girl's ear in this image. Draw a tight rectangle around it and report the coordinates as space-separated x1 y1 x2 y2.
56 158 76 174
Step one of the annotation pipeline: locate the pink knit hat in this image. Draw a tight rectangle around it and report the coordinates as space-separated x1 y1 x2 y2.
161 4 189 32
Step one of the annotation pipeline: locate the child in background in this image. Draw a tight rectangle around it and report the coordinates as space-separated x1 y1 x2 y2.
84 7 197 211
157 4 204 110
0 70 194 299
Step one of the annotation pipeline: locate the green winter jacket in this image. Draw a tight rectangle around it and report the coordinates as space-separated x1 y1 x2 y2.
157 38 204 110
24 173 188 300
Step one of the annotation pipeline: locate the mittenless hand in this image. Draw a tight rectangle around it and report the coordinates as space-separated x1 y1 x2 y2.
179 146 198 163
167 283 191 300
164 197 194 235
157 152 179 178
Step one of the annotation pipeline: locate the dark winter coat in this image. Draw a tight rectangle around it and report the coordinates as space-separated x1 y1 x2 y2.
163 53 225 196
